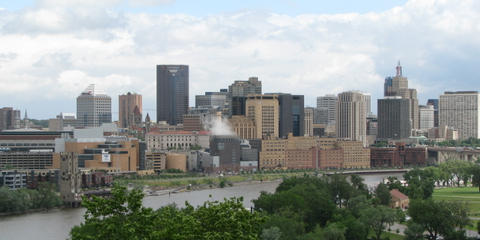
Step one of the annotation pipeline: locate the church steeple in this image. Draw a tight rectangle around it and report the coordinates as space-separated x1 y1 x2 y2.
396 61 402 77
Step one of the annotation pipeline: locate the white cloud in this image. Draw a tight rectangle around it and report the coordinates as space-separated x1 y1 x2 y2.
0 0 479 119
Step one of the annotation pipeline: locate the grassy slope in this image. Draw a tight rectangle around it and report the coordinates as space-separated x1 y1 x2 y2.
433 187 480 217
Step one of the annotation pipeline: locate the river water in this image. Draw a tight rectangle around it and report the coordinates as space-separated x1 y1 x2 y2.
0 173 403 240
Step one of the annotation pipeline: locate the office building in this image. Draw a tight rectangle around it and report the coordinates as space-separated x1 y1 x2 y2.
156 65 189 125
145 130 210 151
77 84 112 128
49 113 79 131
0 107 21 130
228 77 262 116
377 97 411 140
246 94 280 139
439 91 480 139
336 91 368 146
371 143 427 168
384 62 419 129
59 136 139 172
419 105 434 130
304 107 314 137
229 115 256 140
316 95 337 125
209 135 241 170
119 92 142 129
195 89 228 109
427 99 439 127
272 93 304 138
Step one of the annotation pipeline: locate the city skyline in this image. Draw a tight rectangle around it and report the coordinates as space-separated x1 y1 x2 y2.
0 0 479 120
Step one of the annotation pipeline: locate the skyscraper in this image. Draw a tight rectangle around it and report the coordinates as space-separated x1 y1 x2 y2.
0 107 21 130
336 91 368 146
156 65 189 125
228 77 262 116
427 99 439 127
439 91 480 139
119 92 142 129
316 94 337 126
419 105 434 130
246 94 279 139
276 94 304 138
384 62 419 129
77 84 111 128
304 107 314 137
377 97 411 139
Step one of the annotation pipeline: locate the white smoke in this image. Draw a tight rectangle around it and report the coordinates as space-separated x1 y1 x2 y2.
204 116 236 136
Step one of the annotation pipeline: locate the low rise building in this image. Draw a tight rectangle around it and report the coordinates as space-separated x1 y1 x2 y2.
146 131 210 151
229 115 256 140
371 143 426 168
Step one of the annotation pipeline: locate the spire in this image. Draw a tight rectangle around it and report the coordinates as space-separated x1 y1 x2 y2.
396 61 402 77
24 110 28 120
145 113 151 123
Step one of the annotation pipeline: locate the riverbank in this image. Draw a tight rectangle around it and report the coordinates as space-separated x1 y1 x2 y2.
118 171 314 191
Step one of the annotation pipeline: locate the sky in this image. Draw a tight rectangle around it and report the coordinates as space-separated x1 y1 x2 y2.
0 0 479 121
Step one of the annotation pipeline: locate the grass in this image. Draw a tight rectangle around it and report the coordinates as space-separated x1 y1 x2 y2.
367 231 403 240
432 187 480 217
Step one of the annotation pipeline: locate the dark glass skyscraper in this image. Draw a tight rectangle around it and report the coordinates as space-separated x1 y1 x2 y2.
156 65 189 125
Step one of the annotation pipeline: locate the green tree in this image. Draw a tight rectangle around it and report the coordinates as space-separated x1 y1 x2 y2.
261 227 281 240
360 205 397 240
404 222 424 240
471 165 480 192
408 199 470 240
71 185 264 240
374 183 391 206
403 168 435 199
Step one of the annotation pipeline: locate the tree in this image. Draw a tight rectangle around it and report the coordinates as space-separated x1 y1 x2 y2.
360 205 397 240
408 199 470 240
404 222 424 240
71 185 264 240
374 183 391 206
403 168 435 199
471 165 480 192
261 227 282 240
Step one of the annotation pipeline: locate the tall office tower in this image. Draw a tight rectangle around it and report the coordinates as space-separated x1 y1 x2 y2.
0 107 21 130
228 77 262 116
276 94 304 138
336 91 368 146
439 91 480 139
156 65 189 125
377 97 411 140
119 92 142 129
419 105 434 130
77 84 112 128
304 107 314 136
384 62 419 129
427 99 439 127
195 89 228 109
246 94 279 139
316 94 338 125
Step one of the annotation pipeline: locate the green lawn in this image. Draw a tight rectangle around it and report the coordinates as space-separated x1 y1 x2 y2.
368 231 403 240
433 187 480 217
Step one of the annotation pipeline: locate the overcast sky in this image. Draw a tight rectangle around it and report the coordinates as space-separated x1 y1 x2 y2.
0 0 478 121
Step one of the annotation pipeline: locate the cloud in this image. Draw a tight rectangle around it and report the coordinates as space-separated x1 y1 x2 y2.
0 0 479 119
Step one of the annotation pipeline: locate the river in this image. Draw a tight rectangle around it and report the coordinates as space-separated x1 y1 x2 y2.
0 173 403 240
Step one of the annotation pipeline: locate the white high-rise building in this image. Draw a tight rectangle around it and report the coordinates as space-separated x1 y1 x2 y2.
419 105 434 130
304 107 314 137
77 84 112 128
336 91 369 146
439 91 480 139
